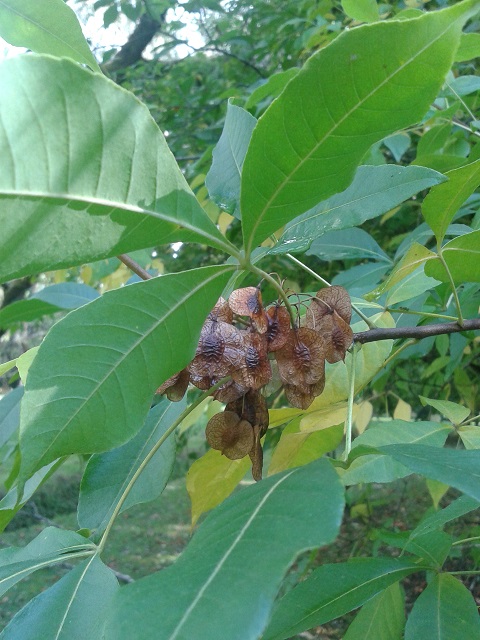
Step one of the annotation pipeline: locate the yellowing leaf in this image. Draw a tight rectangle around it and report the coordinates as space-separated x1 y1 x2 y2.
355 401 373 434
186 449 250 527
16 347 39 383
394 399 412 421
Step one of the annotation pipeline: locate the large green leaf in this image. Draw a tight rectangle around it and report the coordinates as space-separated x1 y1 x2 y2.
408 494 480 540
270 165 445 255
19 265 235 482
205 101 256 218
105 459 345 640
380 444 480 501
422 158 480 243
307 228 391 263
0 0 100 71
343 583 405 640
0 527 95 597
240 1 477 255
0 556 118 640
0 387 23 448
405 574 480 639
263 557 425 640
0 55 236 283
425 230 480 283
77 398 183 535
341 421 451 485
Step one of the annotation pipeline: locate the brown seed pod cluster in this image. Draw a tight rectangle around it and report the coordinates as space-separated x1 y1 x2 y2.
156 285 353 480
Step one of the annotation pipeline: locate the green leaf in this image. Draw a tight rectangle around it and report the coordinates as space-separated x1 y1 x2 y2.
419 396 470 425
343 583 405 640
383 133 411 162
34 283 100 308
342 0 379 23
307 228 392 263
0 556 118 640
403 530 452 567
263 557 425 640
186 449 250 527
380 444 480 501
458 425 480 449
372 243 437 296
0 359 17 377
244 68 299 110
77 398 183 535
0 56 235 284
15 347 39 384
455 32 480 61
271 165 444 255
0 527 94 597
341 421 451 485
422 159 480 243
409 494 480 540
106 458 345 640
240 1 476 255
425 230 480 283
0 387 23 448
19 265 234 482
385 266 440 305
417 122 451 156
405 574 480 640
205 101 256 218
0 0 100 72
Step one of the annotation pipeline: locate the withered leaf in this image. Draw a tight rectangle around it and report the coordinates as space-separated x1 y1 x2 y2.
205 411 254 460
275 327 326 387
155 368 190 402
232 331 272 390
266 304 291 351
228 286 268 333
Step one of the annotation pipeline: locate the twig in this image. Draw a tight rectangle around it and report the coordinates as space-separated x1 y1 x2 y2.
353 318 480 344
118 254 152 280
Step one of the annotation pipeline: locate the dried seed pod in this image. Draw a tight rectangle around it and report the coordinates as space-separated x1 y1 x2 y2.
213 379 248 404
306 285 352 328
284 378 325 410
208 296 233 324
325 312 354 363
249 424 264 482
232 331 272 389
275 327 326 387
205 411 254 460
266 304 291 351
189 320 244 378
228 286 268 333
155 368 190 402
226 389 269 436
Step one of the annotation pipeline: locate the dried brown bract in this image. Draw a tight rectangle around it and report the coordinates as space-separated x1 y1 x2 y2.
232 331 272 389
266 304 291 352
228 286 268 333
275 327 326 387
205 411 254 460
189 320 244 378
155 368 190 402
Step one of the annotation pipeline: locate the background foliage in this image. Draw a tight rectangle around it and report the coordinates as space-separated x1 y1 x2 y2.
0 0 479 638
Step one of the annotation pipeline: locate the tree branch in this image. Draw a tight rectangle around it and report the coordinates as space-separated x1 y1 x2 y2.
118 254 152 280
353 318 480 344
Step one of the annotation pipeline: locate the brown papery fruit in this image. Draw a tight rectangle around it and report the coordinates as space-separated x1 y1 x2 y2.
155 368 190 402
232 332 272 389
189 320 244 378
275 327 326 387
284 378 326 410
228 286 268 333
266 304 291 351
205 411 254 460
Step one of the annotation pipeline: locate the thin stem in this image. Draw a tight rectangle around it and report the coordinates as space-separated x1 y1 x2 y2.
286 253 376 329
449 570 480 576
248 263 297 328
118 254 152 280
379 339 418 371
452 536 480 547
343 345 357 461
98 378 228 553
386 307 458 322
462 414 480 426
436 249 464 327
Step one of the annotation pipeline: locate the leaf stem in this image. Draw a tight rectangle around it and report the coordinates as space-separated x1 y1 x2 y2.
449 570 480 576
247 263 298 328
452 535 480 547
436 248 464 327
286 253 376 328
97 378 228 554
386 307 458 322
343 345 357 461
118 254 153 280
